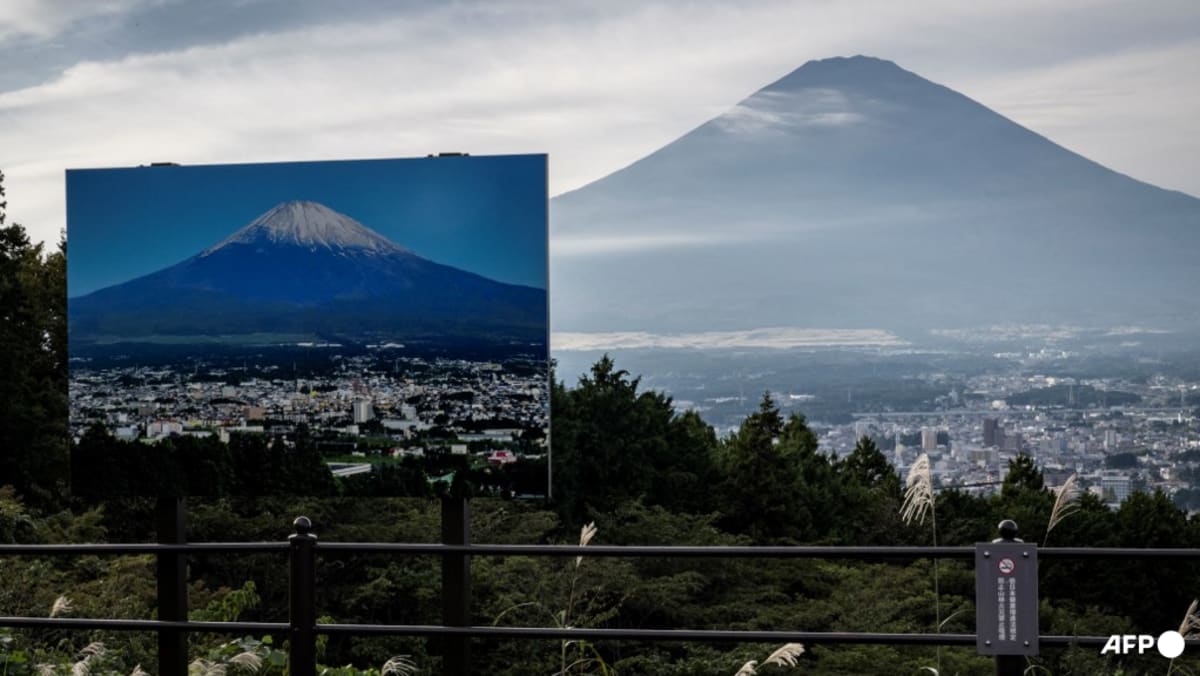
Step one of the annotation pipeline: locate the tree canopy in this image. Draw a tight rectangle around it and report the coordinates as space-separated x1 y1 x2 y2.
0 171 67 509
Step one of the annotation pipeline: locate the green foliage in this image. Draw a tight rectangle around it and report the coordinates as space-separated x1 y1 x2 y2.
715 393 869 544
0 487 36 544
71 430 338 498
189 582 261 623
0 174 67 509
551 355 718 526
1001 453 1045 497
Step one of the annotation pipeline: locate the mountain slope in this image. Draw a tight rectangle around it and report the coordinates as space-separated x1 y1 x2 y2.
70 201 546 344
550 56 1200 334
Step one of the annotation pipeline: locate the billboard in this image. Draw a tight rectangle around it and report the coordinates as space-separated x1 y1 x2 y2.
67 154 549 497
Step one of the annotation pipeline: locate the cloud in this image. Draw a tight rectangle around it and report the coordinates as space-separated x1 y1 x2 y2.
0 0 158 40
1 0 1197 247
552 230 766 257
553 327 905 351
715 89 867 135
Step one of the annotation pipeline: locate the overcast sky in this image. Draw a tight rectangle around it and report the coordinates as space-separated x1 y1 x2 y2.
2 0 1198 247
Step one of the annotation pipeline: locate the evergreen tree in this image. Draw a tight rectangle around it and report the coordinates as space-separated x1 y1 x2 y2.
716 392 807 542
835 436 904 543
1000 453 1044 497
0 171 68 508
840 436 897 492
551 356 717 526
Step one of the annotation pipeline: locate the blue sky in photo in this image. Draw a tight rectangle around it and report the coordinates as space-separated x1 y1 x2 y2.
67 154 547 296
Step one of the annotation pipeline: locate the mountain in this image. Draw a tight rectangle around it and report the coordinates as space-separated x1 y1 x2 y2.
204 201 409 256
550 56 1200 336
70 201 546 345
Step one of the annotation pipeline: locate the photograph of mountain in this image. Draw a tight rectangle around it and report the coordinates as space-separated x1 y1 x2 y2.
66 155 550 497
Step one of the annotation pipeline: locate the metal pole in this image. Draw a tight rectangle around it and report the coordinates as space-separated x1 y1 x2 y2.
441 497 471 675
289 516 318 676
996 655 1024 676
156 497 188 676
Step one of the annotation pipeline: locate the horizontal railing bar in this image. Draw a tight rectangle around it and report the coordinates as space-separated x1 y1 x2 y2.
319 543 1200 560
318 543 980 558
0 617 288 632
0 543 288 555
1 543 1195 559
1039 547 1200 559
319 624 978 644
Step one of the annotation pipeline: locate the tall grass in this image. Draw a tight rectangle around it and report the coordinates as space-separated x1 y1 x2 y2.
733 643 805 675
1168 599 1200 676
49 596 72 618
900 453 941 671
560 521 608 676
1044 474 1080 545
380 655 417 676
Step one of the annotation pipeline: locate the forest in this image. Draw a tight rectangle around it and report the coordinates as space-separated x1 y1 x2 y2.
3 173 1200 675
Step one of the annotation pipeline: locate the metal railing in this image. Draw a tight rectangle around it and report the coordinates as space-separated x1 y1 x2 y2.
1 497 1198 676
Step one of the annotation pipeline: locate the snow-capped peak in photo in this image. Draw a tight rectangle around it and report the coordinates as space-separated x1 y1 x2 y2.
203 201 407 256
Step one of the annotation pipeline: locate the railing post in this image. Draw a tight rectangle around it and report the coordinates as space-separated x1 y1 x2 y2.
156 497 188 676
289 516 318 676
441 496 471 676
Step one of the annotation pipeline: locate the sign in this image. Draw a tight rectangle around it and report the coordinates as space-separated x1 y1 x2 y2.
67 154 549 498
975 542 1038 655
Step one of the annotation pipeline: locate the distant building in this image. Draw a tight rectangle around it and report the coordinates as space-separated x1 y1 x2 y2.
983 418 1000 447
147 420 183 437
921 427 937 451
487 450 517 465
114 425 138 441
352 400 374 424
969 448 1000 466
1100 473 1132 505
1039 438 1060 457
854 421 870 440
382 418 421 435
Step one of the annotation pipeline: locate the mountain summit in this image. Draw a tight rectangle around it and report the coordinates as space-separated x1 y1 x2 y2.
551 56 1200 334
70 202 546 345
203 201 407 256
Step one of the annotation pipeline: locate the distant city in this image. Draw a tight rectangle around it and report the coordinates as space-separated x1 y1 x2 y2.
69 347 549 483
817 372 1197 508
558 337 1200 511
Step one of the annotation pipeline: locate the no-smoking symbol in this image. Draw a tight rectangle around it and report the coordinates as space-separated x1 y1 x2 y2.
998 558 1016 575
